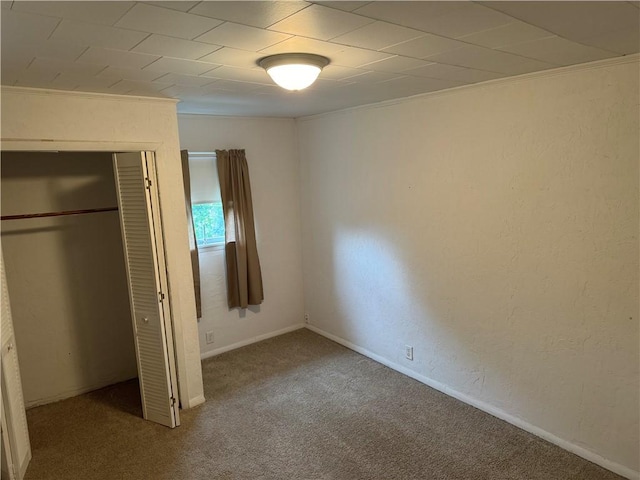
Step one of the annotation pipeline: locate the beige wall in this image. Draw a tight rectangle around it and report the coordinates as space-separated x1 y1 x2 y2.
297 58 639 477
0 87 204 408
1 152 137 407
178 114 305 357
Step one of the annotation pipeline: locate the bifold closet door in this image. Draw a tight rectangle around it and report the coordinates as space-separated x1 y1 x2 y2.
113 152 180 428
1 250 31 480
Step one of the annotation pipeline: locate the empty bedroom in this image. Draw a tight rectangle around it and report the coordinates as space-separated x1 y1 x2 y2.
0 1 638 479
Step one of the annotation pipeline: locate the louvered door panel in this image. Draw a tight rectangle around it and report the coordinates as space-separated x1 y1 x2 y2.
113 152 178 428
1 250 31 479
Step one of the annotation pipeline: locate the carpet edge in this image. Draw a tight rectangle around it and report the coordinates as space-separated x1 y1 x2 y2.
305 324 639 480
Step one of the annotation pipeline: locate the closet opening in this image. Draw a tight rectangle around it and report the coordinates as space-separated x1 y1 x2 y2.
1 150 180 454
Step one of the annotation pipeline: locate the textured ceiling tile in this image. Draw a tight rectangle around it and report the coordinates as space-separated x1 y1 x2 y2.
382 34 467 59
203 79 267 94
578 28 640 55
50 19 150 51
143 57 220 75
110 79 173 94
269 4 374 40
28 57 105 77
258 36 345 56
420 2 514 39
497 36 616 66
97 66 166 82
198 47 262 69
250 84 282 95
331 21 425 50
0 0 634 116
199 65 272 84
383 74 465 89
1 9 60 44
329 46 393 67
352 1 469 32
55 73 119 89
305 77 352 91
190 1 309 28
320 64 368 80
426 44 555 75
143 2 200 13
76 47 160 70
2 60 33 78
153 73 216 87
115 3 223 40
195 22 291 50
457 21 553 49
480 1 639 42
378 75 466 98
1 69 19 85
404 63 506 83
361 55 432 72
1 38 87 63
11 1 136 26
0 48 34 68
132 34 221 60
343 69 402 83
313 2 372 12
12 66 59 85
14 76 79 90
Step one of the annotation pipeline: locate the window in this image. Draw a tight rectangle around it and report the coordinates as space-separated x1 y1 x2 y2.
192 202 225 247
188 153 224 248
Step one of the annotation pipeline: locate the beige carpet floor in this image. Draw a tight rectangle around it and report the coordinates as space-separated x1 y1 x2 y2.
24 328 622 480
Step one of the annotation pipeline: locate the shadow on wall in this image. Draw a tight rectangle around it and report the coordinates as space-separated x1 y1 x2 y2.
317 142 638 469
331 227 515 392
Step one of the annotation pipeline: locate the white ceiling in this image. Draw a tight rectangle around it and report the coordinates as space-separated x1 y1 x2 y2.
2 1 638 117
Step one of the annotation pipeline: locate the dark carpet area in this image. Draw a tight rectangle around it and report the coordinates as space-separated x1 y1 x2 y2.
24 328 621 479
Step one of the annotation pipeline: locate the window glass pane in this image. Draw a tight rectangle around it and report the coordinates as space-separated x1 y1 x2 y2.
192 202 225 246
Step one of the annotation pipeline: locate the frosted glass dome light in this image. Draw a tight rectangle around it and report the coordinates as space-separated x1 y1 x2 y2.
259 53 330 91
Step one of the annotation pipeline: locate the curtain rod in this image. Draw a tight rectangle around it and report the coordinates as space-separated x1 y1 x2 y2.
1 207 118 221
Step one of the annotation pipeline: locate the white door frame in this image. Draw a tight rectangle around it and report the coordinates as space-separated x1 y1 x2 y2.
0 139 188 411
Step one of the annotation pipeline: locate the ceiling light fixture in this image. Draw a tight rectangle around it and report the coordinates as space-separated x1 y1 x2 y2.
258 53 330 91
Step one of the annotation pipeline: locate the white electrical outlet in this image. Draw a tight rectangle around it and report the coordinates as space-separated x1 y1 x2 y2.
405 345 413 361
304 313 310 323
205 331 214 344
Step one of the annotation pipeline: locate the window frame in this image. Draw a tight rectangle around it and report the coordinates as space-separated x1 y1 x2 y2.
192 200 225 251
187 152 224 252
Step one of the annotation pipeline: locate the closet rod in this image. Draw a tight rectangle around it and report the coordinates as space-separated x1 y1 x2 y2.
1 207 118 221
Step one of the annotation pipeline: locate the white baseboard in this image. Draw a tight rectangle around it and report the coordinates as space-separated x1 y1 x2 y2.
306 324 639 480
185 394 205 409
200 323 306 360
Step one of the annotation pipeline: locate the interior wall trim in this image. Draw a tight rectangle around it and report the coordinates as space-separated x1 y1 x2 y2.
306 324 639 480
0 85 179 104
200 323 306 360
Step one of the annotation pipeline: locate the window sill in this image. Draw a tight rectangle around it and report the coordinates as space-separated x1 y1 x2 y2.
198 243 224 252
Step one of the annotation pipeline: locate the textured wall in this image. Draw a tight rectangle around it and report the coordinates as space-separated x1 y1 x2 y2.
1 88 204 408
178 114 305 357
297 59 639 475
1 152 137 406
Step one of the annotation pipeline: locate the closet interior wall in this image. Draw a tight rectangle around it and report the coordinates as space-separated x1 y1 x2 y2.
1 151 137 408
